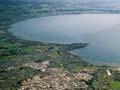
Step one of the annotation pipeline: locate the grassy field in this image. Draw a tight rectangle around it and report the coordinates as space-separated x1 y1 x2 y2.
110 80 120 90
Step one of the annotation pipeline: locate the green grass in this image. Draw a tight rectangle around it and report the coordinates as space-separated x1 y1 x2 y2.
109 80 120 90
71 64 83 72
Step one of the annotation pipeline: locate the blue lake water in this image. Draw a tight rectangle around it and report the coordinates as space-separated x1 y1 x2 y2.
9 14 120 65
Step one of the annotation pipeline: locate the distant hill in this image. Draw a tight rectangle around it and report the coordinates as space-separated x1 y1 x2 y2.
1 0 120 12
5 0 120 2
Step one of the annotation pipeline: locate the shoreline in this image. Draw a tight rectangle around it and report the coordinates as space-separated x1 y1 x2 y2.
4 13 119 67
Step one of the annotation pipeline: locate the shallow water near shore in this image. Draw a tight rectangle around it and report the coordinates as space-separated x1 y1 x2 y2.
9 14 120 65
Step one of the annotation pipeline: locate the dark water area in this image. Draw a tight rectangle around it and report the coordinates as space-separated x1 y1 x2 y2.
9 14 120 65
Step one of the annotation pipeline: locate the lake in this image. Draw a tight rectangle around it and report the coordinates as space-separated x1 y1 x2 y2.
9 14 120 66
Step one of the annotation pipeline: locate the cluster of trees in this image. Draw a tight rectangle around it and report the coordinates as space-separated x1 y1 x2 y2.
114 72 120 81
0 42 34 57
0 66 39 90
